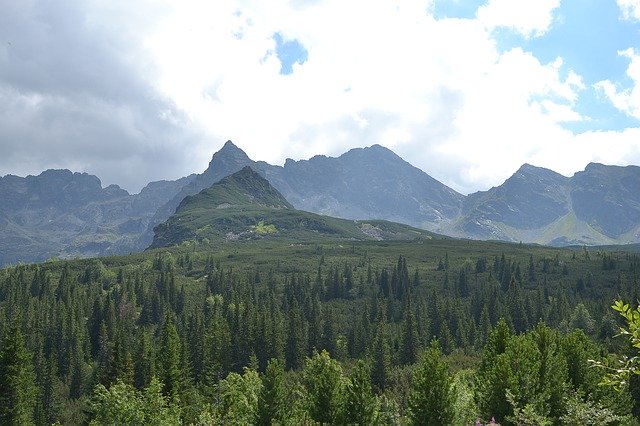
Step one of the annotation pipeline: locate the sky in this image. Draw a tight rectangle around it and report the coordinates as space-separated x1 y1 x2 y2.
1 0 640 195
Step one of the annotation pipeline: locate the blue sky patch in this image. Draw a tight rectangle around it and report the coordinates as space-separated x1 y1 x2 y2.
436 0 640 133
273 32 308 75
433 0 486 20
494 0 640 132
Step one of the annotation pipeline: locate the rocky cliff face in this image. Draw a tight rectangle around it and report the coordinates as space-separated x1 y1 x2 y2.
1 141 638 266
144 141 464 247
0 169 194 265
449 163 640 246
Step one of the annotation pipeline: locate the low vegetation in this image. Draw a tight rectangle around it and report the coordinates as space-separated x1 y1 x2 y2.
0 235 639 424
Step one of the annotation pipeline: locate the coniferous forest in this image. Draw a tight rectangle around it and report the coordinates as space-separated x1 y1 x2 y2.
1 238 640 425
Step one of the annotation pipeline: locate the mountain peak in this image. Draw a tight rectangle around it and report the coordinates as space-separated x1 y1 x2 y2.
585 162 604 170
513 163 567 182
223 165 267 185
221 140 240 151
206 140 252 169
367 144 393 153
213 139 248 157
181 166 293 212
517 163 537 171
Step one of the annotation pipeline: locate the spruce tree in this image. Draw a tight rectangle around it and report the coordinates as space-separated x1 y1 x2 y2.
0 325 37 425
400 302 420 365
475 318 511 421
257 358 285 426
157 315 183 398
371 302 391 392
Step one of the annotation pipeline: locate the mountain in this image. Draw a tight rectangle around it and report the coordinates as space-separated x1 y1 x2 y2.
1 141 639 266
0 169 195 265
144 141 464 248
570 163 640 239
149 141 255 224
0 141 458 266
150 167 438 248
449 163 640 246
272 144 464 226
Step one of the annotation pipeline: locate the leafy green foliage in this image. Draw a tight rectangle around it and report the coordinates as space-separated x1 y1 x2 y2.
408 340 455 425
89 377 181 425
301 350 345 424
252 220 278 235
342 360 378 425
212 367 262 424
596 300 640 390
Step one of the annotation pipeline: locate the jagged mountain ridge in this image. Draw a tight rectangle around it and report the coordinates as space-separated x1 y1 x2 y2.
0 169 195 265
1 141 639 266
448 162 640 246
141 140 464 248
150 166 438 248
148 141 639 247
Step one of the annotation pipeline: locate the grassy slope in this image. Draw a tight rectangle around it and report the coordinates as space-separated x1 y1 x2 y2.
150 167 441 248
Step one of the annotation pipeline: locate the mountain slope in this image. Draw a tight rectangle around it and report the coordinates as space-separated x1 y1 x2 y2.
570 163 640 238
0 170 195 265
150 167 438 248
449 163 640 245
275 145 464 226
146 141 464 246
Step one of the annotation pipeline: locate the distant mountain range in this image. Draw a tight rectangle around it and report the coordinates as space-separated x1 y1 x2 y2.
1 140 638 265
0 169 194 265
448 162 640 245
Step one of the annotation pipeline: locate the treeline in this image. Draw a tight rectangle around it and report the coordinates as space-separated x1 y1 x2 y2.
0 245 639 424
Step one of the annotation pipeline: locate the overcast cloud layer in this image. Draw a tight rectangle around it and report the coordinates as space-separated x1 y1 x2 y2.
1 0 639 194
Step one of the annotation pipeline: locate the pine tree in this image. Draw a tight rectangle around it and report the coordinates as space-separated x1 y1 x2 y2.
371 302 391 392
475 318 512 421
285 299 306 370
257 358 285 426
157 315 183 398
408 340 455 425
400 302 420 365
0 325 37 424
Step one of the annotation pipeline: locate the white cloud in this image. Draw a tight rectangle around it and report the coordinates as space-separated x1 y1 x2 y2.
2 0 639 196
476 0 561 38
618 0 640 21
595 49 640 119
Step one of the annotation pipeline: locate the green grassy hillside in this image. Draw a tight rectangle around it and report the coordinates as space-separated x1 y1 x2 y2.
150 166 441 248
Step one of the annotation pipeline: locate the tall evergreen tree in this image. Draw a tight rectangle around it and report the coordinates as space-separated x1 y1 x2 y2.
0 325 37 425
285 299 306 371
257 358 285 426
371 301 391 392
157 315 183 398
400 302 420 365
475 318 512 421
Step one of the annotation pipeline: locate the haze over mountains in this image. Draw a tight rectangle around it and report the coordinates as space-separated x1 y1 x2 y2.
1 140 638 265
